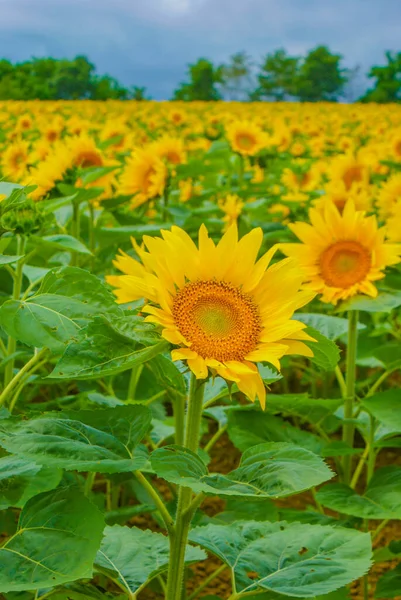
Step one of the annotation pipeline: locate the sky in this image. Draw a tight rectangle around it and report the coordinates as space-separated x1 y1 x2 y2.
0 0 400 99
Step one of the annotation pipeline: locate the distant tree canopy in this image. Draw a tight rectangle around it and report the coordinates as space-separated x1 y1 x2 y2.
0 55 146 100
0 50 401 102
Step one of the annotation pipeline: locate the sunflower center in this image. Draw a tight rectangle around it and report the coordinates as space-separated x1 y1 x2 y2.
172 280 261 362
395 141 401 157
320 240 371 288
75 151 103 168
236 134 255 150
343 166 363 190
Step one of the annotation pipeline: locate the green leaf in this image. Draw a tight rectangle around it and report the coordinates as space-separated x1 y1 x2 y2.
0 487 104 592
339 292 401 313
95 525 205 594
227 408 324 454
189 521 371 596
0 255 23 266
148 354 186 397
151 442 333 498
265 394 343 424
78 165 118 185
0 406 151 473
31 235 91 255
0 455 62 509
304 326 340 371
50 316 168 379
316 466 401 519
295 313 365 340
361 390 401 432
375 564 401 598
0 298 80 352
38 266 122 318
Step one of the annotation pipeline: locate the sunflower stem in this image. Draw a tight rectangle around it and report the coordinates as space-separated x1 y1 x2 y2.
71 199 80 267
166 373 205 600
342 310 359 484
4 236 26 388
88 202 96 271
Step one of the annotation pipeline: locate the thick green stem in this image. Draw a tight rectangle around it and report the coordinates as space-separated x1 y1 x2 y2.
342 310 359 484
4 236 26 387
127 364 143 401
166 374 205 600
174 393 186 446
88 203 96 271
71 200 80 267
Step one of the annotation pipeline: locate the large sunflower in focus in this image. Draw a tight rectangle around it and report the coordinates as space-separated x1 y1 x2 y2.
107 224 315 408
226 121 267 156
281 200 401 304
119 149 167 208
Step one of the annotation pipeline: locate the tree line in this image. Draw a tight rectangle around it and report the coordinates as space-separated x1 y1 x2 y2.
0 48 400 102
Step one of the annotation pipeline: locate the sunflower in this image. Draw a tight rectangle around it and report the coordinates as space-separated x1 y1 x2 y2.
2 140 30 181
281 200 401 304
67 134 104 169
106 224 315 408
377 173 401 219
218 194 244 230
328 153 370 191
150 135 187 165
118 148 167 208
314 180 372 213
386 201 401 242
226 120 267 156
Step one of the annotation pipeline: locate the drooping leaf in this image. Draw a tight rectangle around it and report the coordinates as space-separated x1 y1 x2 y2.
0 406 151 473
295 313 365 340
0 255 23 266
189 521 371 597
339 292 401 313
31 234 91 255
0 455 62 509
95 525 205 594
361 390 401 432
0 487 104 592
151 442 333 498
304 326 340 371
50 316 168 379
265 394 343 424
227 408 324 454
316 466 401 519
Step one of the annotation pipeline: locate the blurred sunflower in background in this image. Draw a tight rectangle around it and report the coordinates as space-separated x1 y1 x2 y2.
2 140 30 181
118 148 167 208
226 120 267 156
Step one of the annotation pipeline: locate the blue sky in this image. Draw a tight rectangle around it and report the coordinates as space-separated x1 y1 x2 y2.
0 0 400 98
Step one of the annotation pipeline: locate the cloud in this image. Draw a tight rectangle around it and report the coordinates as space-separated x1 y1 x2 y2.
0 0 399 98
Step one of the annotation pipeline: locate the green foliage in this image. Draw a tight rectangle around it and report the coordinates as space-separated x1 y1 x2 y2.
0 56 147 100
95 525 205 594
0 406 151 473
173 58 222 101
0 487 104 592
151 442 333 497
360 51 401 103
189 521 372 596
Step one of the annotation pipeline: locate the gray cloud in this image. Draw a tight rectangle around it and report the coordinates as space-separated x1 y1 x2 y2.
0 0 399 98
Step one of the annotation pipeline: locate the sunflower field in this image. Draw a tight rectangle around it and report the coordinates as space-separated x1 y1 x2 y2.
2 99 401 600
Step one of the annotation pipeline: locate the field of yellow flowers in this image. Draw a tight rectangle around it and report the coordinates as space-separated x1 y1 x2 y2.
1 100 401 600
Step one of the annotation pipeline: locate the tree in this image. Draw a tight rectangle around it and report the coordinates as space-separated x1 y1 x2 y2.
220 51 254 100
360 52 401 103
173 58 222 101
251 49 300 101
295 46 347 102
91 75 129 100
